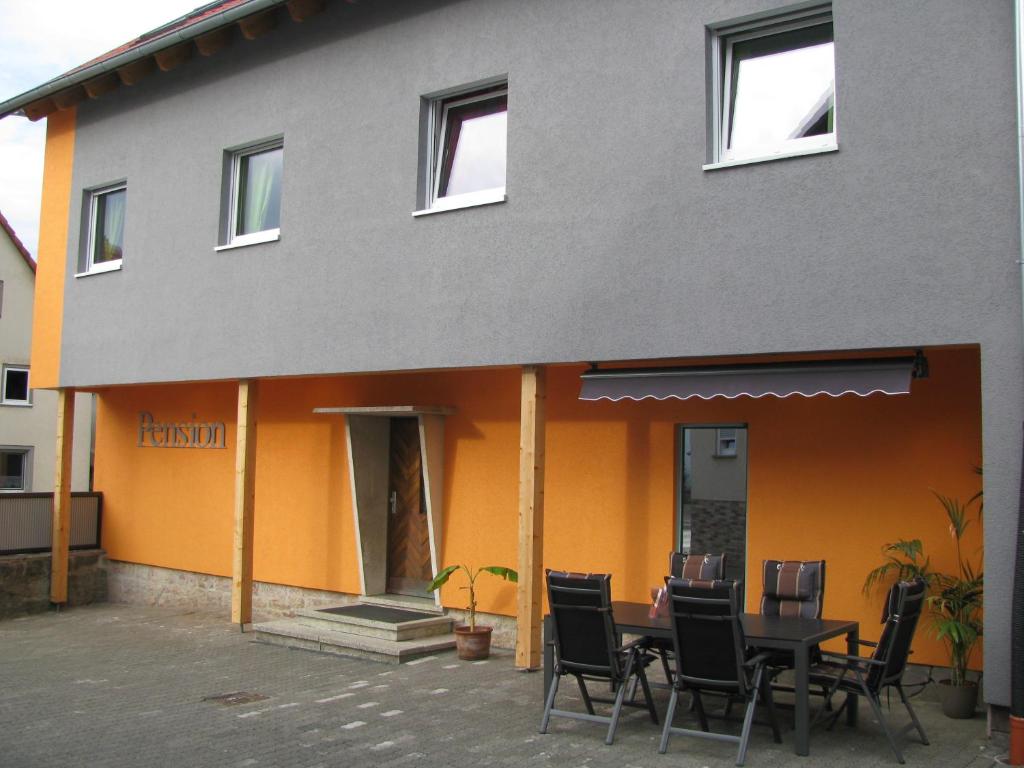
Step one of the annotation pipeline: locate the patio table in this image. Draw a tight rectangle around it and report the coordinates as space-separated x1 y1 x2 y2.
542 601 860 757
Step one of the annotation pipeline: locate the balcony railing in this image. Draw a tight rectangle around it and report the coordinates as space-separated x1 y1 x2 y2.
0 492 102 556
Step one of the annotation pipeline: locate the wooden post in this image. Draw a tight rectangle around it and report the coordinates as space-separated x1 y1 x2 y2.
231 380 258 627
50 389 75 604
516 366 546 669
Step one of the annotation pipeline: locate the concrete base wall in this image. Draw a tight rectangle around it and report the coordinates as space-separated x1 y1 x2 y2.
106 560 517 648
0 549 107 619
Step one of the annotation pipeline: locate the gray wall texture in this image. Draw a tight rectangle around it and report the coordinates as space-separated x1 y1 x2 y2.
56 0 1024 706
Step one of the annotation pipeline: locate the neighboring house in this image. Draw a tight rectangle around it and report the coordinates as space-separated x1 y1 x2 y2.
0 211 91 493
0 0 1020 723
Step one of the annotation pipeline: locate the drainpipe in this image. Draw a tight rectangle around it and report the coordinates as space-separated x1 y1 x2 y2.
1012 0 1024 763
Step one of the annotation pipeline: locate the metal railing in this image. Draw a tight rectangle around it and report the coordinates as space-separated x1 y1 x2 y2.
0 492 102 555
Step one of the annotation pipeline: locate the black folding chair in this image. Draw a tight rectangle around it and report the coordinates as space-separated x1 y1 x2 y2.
659 578 781 767
539 570 659 745
649 553 727 684
811 579 929 764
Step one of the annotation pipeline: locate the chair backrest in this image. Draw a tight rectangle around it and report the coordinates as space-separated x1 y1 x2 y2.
666 577 749 695
868 579 926 690
669 552 726 581
546 570 621 680
760 559 825 619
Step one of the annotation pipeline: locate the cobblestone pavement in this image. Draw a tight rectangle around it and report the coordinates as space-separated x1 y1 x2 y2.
0 604 1006 768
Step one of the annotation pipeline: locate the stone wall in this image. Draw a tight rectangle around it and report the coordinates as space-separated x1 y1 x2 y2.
105 560 518 648
685 499 747 581
0 549 107 619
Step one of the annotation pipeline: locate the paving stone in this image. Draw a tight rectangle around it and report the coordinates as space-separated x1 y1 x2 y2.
0 604 1005 768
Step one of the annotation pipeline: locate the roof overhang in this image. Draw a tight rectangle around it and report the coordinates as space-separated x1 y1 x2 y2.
0 0 329 122
578 354 926 402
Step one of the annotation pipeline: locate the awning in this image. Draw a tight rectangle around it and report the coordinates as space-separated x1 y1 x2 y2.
579 356 922 402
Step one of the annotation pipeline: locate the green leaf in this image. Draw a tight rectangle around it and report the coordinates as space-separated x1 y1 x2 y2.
426 564 461 592
480 566 518 583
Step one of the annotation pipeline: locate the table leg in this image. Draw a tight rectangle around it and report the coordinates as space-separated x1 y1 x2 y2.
794 642 810 756
846 626 859 726
543 615 553 704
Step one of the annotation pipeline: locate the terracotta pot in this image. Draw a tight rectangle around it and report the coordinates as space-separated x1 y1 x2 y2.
454 625 493 660
938 679 979 719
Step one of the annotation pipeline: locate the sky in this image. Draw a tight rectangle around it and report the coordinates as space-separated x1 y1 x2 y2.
0 0 204 258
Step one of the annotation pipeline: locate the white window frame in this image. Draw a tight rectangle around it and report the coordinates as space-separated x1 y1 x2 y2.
418 84 508 215
223 139 283 249
1 364 30 406
84 183 126 275
0 446 32 492
707 4 836 169
715 428 738 458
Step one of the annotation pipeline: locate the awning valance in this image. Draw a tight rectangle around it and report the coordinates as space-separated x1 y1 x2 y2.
579 356 921 402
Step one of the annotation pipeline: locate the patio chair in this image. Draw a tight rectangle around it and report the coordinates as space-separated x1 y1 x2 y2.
810 579 929 764
658 578 781 767
649 552 727 683
759 559 826 675
540 570 659 745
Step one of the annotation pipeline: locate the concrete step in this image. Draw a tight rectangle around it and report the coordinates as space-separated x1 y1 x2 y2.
251 619 456 664
359 593 443 614
294 605 454 641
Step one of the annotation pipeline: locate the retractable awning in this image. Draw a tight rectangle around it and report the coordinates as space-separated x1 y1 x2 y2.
578 356 923 402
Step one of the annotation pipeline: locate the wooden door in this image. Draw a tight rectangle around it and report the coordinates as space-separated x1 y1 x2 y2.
386 418 432 595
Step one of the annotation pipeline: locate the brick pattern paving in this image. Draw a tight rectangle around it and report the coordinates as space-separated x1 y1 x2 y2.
0 604 1005 768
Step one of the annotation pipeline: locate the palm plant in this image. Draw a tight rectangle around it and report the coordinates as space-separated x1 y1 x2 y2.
427 564 518 630
864 486 983 687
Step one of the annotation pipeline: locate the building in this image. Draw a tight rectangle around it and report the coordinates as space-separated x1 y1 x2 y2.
0 0 1018 723
0 211 91 493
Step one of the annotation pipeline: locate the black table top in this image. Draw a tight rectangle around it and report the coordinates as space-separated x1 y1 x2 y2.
611 601 858 648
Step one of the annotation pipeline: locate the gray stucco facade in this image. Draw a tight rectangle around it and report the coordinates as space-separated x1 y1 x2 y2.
50 0 1023 707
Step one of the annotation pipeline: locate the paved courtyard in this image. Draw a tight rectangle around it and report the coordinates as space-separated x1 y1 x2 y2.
0 604 1005 768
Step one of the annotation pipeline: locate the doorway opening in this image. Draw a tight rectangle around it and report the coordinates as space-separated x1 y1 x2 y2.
677 425 749 583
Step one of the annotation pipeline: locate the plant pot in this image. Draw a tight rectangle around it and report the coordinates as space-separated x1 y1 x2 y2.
938 679 979 719
454 625 493 660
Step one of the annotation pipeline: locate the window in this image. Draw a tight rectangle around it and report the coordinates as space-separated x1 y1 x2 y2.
86 184 126 273
224 139 283 247
1 365 29 406
715 428 738 457
0 447 30 491
710 5 835 165
421 82 507 214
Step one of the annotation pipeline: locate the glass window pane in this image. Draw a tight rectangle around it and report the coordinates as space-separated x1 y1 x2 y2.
0 451 25 490
439 95 507 198
4 369 28 402
237 146 283 236
728 25 834 155
93 188 126 264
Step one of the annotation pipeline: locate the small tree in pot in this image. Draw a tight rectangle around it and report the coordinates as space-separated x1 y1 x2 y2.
427 564 518 660
864 483 983 718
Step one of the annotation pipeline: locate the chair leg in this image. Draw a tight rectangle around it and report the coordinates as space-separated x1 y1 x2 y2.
760 669 782 743
693 690 710 732
896 684 929 746
660 649 673 684
540 671 560 734
605 652 635 745
659 688 681 754
865 687 905 765
575 675 596 715
736 666 763 767
636 661 660 724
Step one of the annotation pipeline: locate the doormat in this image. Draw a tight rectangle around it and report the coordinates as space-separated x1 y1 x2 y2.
317 605 437 624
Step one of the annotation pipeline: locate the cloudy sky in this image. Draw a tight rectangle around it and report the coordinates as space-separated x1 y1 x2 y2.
0 0 203 257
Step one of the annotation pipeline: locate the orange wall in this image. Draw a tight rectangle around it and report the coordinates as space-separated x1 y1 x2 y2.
94 347 981 668
30 108 76 388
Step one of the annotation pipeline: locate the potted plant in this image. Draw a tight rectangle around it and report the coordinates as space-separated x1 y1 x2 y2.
427 564 518 660
864 483 983 719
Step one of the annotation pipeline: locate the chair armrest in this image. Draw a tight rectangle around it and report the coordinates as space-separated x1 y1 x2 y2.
820 652 885 668
743 651 775 669
856 639 878 648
